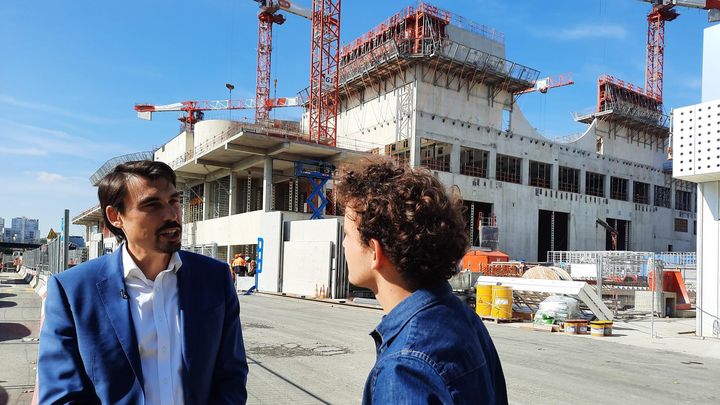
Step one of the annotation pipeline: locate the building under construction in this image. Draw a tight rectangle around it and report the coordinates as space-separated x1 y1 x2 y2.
74 2 698 298
329 3 696 259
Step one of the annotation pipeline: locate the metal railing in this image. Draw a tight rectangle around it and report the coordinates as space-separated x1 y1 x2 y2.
20 239 89 276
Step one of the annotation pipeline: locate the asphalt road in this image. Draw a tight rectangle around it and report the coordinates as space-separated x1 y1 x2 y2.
240 293 720 405
3 276 718 405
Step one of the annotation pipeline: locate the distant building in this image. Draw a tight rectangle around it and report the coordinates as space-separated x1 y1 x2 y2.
6 217 40 243
0 217 4 242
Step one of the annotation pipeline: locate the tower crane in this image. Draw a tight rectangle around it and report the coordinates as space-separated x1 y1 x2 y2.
252 0 341 146
134 97 302 130
253 1 311 123
641 0 720 103
515 73 574 95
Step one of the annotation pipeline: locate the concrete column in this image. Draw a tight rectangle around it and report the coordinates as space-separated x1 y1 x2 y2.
202 181 211 220
410 136 421 167
579 169 587 194
628 180 635 203
228 172 238 215
263 157 273 212
229 172 238 215
670 181 677 210
604 175 611 199
450 142 461 174
521 158 530 186
648 182 655 206
551 163 559 190
488 149 497 180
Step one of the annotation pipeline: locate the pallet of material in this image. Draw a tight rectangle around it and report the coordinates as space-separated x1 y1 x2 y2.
479 316 522 324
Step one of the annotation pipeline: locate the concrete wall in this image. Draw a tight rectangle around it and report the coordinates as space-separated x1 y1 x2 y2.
335 69 696 261
281 241 334 297
436 170 693 260
282 218 342 297
336 75 416 152
186 210 284 292
193 120 236 147
697 181 720 338
445 24 505 59
154 131 191 163
702 25 720 103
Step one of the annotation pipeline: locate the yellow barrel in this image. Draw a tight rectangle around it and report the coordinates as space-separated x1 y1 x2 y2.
590 321 605 337
491 285 513 320
476 284 493 317
600 320 613 336
564 319 587 335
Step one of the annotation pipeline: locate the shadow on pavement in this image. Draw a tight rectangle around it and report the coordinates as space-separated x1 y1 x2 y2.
0 384 8 405
0 323 32 342
0 279 28 285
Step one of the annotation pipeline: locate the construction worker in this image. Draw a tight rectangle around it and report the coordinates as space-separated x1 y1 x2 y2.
232 253 243 276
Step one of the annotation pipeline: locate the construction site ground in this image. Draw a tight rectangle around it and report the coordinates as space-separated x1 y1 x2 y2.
2 269 720 404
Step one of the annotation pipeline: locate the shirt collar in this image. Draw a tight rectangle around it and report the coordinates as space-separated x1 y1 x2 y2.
372 282 453 349
121 243 183 281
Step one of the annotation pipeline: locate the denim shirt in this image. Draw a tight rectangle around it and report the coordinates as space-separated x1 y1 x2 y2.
363 283 508 405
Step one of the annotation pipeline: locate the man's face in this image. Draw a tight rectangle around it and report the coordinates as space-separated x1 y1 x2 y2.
343 206 375 290
115 176 182 255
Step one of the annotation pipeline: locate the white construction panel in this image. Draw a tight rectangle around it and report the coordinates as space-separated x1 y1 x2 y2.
673 99 720 182
703 25 720 103
281 241 333 297
697 181 720 338
569 263 597 279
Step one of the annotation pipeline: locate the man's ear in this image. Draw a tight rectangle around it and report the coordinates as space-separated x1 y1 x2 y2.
105 205 122 229
368 238 384 270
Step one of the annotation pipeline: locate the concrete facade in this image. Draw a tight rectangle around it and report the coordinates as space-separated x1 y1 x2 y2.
335 65 696 261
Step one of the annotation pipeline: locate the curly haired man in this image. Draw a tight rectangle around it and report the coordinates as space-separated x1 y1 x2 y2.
337 158 507 405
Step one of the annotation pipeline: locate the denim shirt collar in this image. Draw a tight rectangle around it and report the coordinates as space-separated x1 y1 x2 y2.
371 282 453 351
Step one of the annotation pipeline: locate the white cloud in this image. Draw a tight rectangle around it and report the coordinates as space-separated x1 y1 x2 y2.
686 77 702 90
0 146 47 156
0 94 117 125
1 118 133 160
536 24 628 40
36 171 65 182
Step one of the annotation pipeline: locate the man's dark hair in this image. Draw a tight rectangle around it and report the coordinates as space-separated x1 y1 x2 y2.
98 160 177 241
336 158 469 289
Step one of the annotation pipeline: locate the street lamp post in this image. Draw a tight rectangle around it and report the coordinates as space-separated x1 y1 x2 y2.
225 83 235 120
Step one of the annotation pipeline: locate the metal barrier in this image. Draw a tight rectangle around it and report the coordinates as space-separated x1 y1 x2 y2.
20 239 89 277
547 250 697 315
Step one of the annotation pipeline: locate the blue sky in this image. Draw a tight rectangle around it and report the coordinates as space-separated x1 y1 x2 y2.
0 0 713 237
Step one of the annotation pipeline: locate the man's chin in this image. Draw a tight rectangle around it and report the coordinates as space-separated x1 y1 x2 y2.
157 242 181 254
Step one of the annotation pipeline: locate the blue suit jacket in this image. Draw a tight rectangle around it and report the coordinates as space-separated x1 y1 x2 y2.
38 249 248 404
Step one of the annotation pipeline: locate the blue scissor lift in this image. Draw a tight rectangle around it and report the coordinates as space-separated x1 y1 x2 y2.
294 160 335 219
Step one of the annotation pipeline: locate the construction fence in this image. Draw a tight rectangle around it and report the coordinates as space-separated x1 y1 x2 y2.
547 250 696 317
19 238 88 277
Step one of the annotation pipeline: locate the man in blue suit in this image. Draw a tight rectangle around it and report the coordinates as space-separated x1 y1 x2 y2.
38 160 248 404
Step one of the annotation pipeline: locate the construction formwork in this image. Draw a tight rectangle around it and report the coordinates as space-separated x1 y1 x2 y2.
337 2 538 101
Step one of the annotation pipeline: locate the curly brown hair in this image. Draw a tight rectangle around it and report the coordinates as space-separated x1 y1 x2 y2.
336 157 469 289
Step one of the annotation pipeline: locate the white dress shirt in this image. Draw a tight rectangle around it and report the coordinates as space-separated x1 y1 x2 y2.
122 244 184 405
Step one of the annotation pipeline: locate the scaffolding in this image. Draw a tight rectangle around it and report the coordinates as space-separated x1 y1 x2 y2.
574 75 669 141
337 2 538 101
89 151 154 185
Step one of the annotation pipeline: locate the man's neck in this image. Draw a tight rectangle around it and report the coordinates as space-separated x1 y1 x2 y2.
126 242 170 281
373 270 414 314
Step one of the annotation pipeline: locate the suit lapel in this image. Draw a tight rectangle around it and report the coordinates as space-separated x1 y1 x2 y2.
96 249 144 385
177 253 194 383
